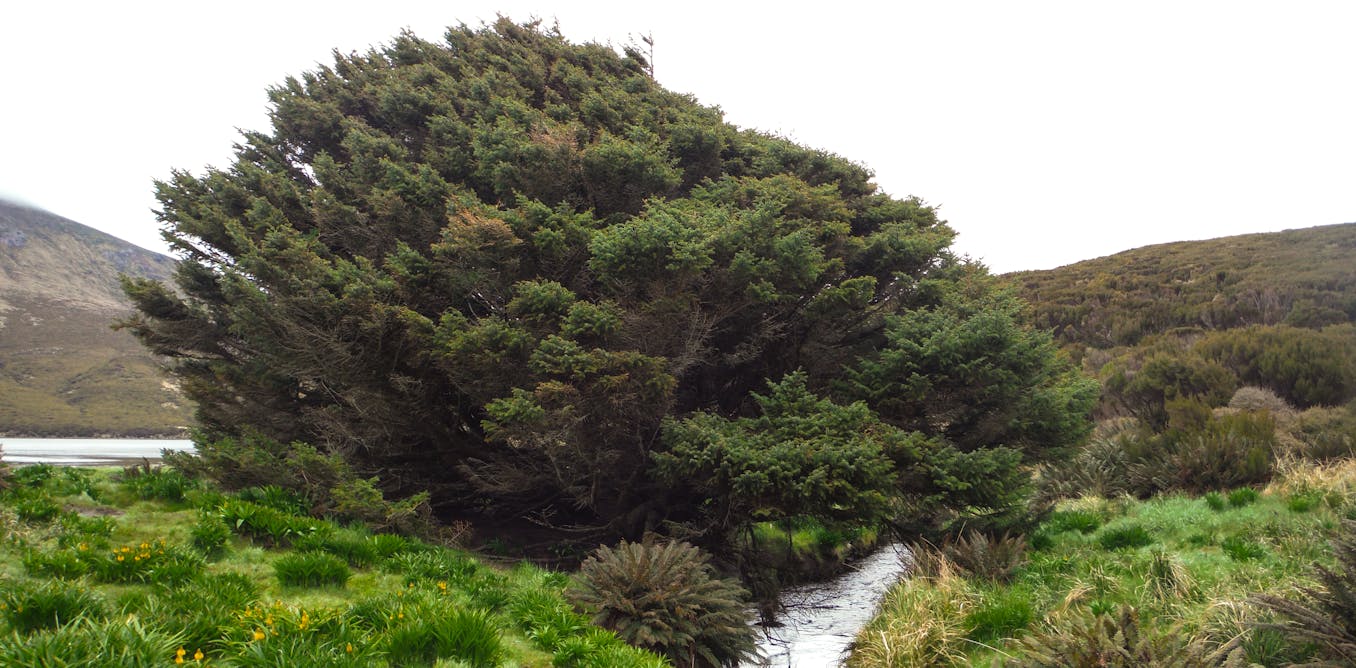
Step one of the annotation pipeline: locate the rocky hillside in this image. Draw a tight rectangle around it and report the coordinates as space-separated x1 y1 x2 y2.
0 199 191 436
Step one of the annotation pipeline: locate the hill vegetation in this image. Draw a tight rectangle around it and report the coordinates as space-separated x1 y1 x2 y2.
0 200 191 436
1010 223 1356 350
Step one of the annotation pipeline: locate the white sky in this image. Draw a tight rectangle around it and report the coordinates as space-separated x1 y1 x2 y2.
1 1 1352 273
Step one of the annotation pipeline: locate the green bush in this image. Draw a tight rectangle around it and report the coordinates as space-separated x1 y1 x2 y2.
967 589 1034 643
1221 535 1268 562
92 540 204 585
1227 487 1259 507
235 484 309 515
1254 519 1356 664
274 551 352 588
0 616 182 667
13 494 62 523
22 547 90 579
120 466 198 503
1287 489 1326 513
294 527 380 568
940 531 1028 583
217 498 325 547
1045 510 1104 534
1097 524 1154 550
1010 605 1244 667
568 540 757 668
385 608 504 667
190 510 232 557
1203 492 1226 511
0 580 107 633
384 550 479 584
127 573 259 654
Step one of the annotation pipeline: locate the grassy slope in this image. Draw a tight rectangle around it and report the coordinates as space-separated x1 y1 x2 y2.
848 460 1355 667
0 466 664 667
0 200 191 436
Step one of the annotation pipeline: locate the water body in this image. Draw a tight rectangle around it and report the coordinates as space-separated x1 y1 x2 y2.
748 544 909 667
0 438 194 466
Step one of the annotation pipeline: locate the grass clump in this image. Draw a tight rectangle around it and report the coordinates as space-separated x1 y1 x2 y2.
1204 492 1226 511
0 580 107 633
0 616 182 666
1097 524 1154 550
1227 487 1259 507
966 587 1034 644
847 565 973 667
1220 535 1268 562
274 551 352 588
385 607 503 667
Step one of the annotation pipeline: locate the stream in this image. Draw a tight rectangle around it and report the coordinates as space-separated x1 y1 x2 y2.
746 544 909 667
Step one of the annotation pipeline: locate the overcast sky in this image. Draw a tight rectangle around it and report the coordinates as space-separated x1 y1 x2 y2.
2 1 1352 273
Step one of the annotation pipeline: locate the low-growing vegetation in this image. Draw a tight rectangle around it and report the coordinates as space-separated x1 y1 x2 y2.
0 462 671 667
850 455 1356 667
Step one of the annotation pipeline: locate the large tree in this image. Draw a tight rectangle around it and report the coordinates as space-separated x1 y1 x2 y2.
121 19 1096 543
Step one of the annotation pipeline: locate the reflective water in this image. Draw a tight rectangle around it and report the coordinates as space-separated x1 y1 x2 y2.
748 544 908 667
0 438 194 466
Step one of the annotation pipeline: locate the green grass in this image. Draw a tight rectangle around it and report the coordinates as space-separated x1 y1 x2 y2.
0 465 665 667
849 473 1352 667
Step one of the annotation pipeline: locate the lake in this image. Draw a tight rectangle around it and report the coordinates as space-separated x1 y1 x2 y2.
0 438 194 466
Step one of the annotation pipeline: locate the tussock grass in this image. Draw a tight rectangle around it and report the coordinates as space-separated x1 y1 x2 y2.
852 460 1355 666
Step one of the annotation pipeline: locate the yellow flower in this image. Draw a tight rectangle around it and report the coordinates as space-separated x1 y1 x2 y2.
265 616 274 626
252 629 265 641
117 555 125 562
437 581 448 592
140 541 150 550
177 648 187 657
175 657 184 665
194 649 204 661
346 643 353 653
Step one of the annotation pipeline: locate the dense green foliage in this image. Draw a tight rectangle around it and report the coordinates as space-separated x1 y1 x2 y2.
569 540 756 667
120 19 1094 545
0 463 666 667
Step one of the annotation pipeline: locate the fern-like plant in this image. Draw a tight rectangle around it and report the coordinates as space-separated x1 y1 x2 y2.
1254 518 1356 665
568 539 758 668
940 531 1028 582
1011 605 1246 667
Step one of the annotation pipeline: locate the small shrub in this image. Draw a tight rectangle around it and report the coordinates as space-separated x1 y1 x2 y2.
1145 549 1195 600
1254 519 1356 664
130 573 259 653
1287 489 1325 513
1047 509 1104 534
569 540 757 668
294 528 380 567
967 588 1034 643
236 484 309 515
274 551 351 588
1221 535 1268 562
385 608 504 667
1097 524 1154 550
191 510 232 557
0 580 107 633
121 466 198 503
369 532 413 558
1227 487 1259 507
385 549 479 584
941 531 1028 583
1011 605 1244 667
218 498 324 546
0 616 182 666
92 540 204 585
13 494 62 523
1228 386 1293 414
1204 492 1226 511
22 547 90 579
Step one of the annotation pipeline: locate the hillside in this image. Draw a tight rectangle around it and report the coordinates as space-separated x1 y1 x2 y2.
1009 223 1356 350
0 199 191 436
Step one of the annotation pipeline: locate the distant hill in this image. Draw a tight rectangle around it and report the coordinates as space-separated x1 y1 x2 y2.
0 199 191 436
1009 223 1356 351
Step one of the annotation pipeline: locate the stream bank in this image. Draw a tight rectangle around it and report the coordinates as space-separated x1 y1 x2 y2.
746 543 908 667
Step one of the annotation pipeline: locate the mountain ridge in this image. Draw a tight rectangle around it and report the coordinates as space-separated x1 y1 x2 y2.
0 198 191 437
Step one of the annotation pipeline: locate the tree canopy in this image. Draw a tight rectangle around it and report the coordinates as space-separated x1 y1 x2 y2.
121 19 1095 546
